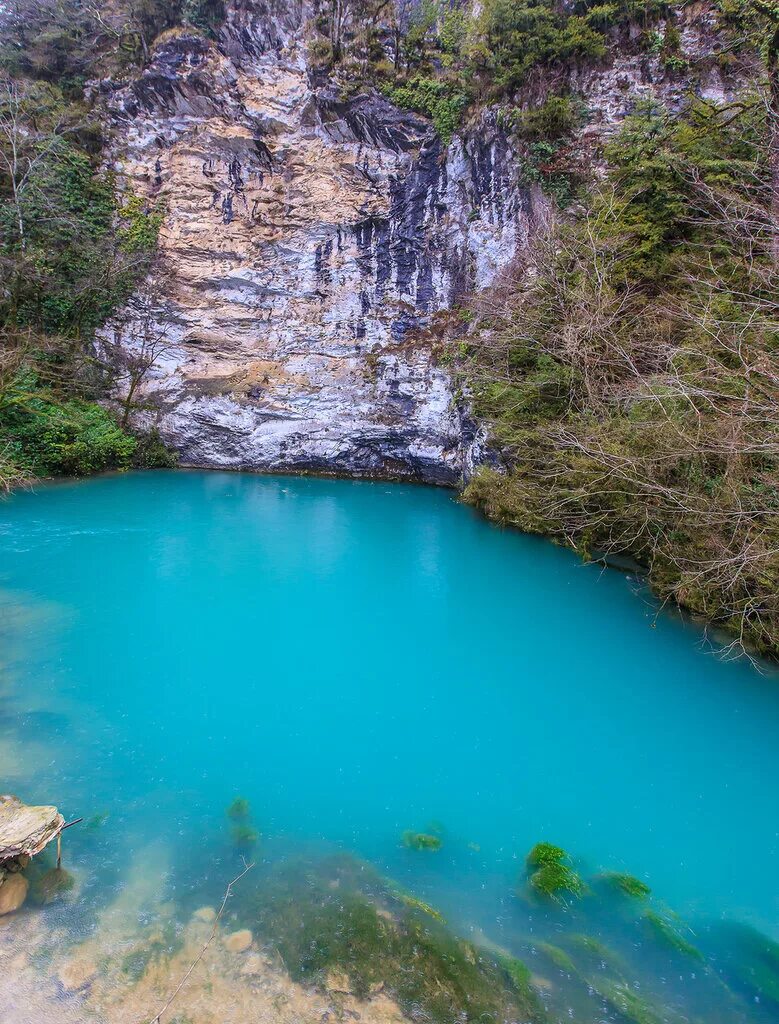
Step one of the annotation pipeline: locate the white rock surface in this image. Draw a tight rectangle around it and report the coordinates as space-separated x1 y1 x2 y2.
95 3 533 483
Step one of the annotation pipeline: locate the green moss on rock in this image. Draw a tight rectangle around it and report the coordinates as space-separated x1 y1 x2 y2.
525 842 584 902
402 830 442 851
589 976 666 1024
526 842 566 869
230 823 259 846
706 922 779 1006
393 891 445 922
226 797 250 821
643 910 703 960
249 858 548 1024
530 861 585 899
600 872 652 899
538 941 576 973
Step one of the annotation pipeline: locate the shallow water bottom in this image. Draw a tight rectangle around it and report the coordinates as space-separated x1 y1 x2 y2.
2 838 778 1024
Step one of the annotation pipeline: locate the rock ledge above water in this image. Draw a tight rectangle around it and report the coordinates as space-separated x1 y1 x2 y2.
0 794 64 860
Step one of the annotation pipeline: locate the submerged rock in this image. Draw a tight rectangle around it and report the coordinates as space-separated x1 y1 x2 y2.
401 830 442 851
248 855 549 1022
30 867 75 906
0 873 28 915
193 905 217 923
224 928 253 953
58 957 98 993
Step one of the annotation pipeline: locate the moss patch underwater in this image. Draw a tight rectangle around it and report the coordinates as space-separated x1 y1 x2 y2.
243 855 548 1024
506 841 779 1024
525 842 586 902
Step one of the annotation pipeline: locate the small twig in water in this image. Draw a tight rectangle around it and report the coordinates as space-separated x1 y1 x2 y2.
147 858 254 1024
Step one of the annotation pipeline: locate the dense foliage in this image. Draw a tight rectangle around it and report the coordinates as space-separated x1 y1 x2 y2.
465 96 779 657
0 1 180 491
313 0 678 145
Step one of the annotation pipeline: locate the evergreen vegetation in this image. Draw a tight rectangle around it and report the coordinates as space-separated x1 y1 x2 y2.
0 1 182 490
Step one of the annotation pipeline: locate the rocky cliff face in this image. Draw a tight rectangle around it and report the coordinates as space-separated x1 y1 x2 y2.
95 1 540 483
95 0 738 484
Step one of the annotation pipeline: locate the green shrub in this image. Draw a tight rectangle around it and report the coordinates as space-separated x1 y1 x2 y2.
131 428 177 469
180 0 225 35
478 0 609 92
0 78 164 485
514 95 582 140
380 76 470 143
465 96 779 656
0 381 136 477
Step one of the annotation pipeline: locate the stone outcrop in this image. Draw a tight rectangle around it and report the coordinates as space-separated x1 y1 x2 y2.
0 794 65 915
95 1 538 483
0 794 63 861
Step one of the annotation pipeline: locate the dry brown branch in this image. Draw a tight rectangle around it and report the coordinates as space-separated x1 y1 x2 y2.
147 859 254 1024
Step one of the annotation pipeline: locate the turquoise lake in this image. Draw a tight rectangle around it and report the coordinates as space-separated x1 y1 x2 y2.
1 469 778 1022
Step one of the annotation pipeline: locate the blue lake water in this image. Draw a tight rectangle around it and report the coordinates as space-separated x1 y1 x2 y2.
1 470 778 1021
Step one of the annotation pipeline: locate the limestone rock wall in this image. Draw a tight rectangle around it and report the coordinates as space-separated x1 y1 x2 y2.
95 1 536 483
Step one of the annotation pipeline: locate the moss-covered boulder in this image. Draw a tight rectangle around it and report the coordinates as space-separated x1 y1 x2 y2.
226 797 250 821
402 830 442 851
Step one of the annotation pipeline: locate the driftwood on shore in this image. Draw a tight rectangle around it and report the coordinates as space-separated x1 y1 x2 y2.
0 794 64 862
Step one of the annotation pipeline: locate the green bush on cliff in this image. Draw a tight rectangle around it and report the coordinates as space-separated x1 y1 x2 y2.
379 76 470 143
0 74 165 486
513 95 583 140
477 0 610 92
0 378 136 477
